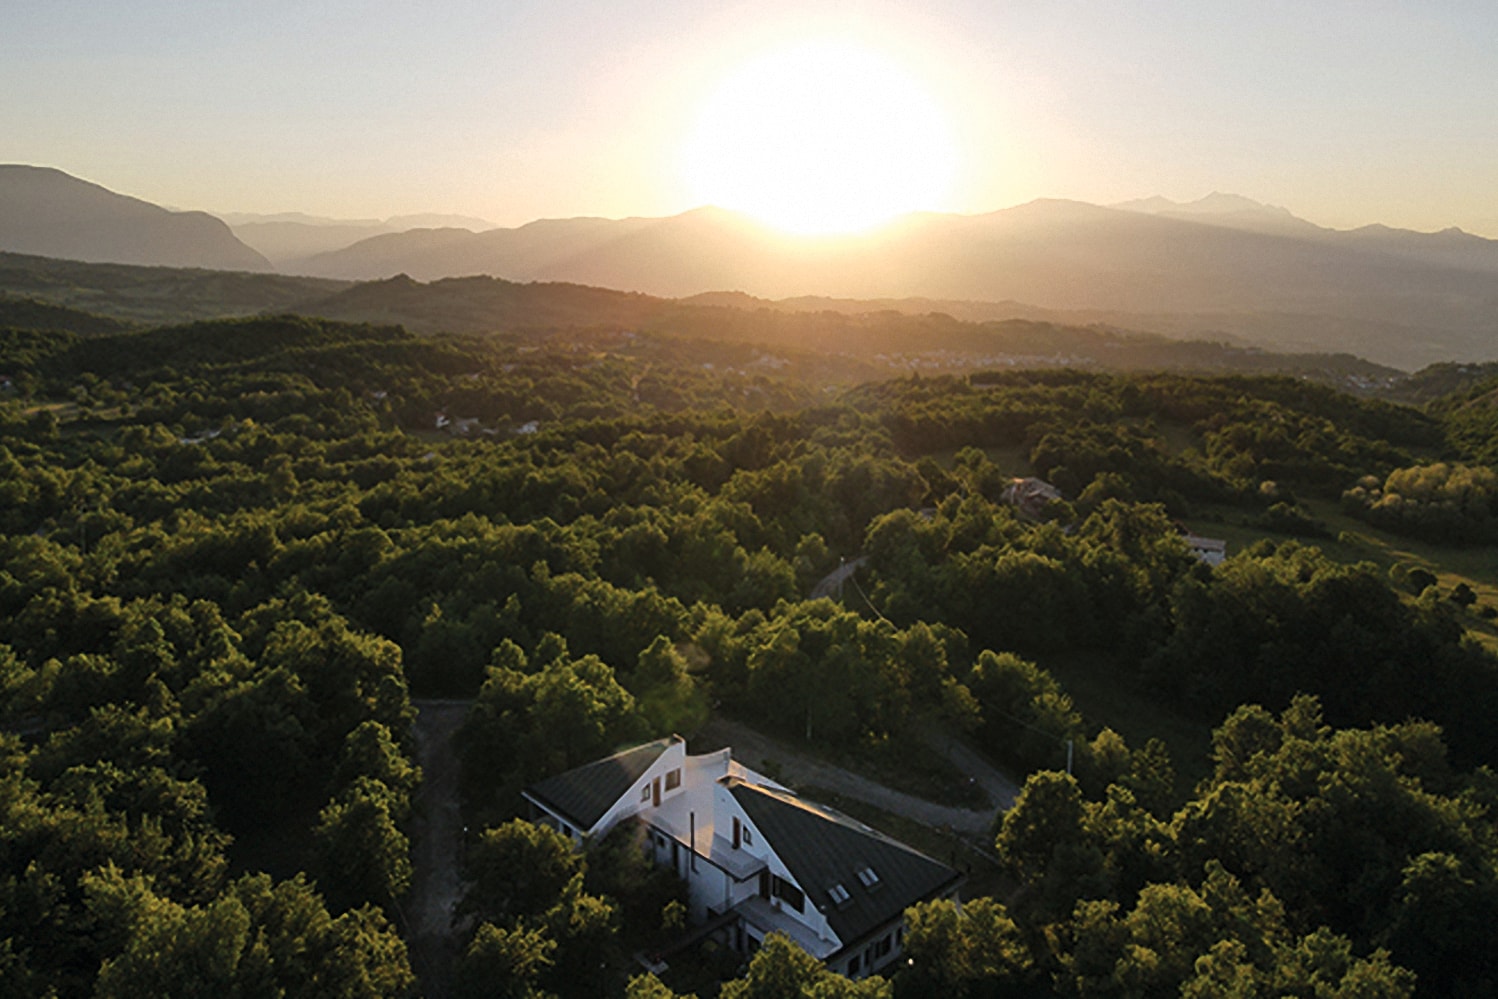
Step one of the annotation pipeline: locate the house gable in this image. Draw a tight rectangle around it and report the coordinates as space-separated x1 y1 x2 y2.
523 736 683 837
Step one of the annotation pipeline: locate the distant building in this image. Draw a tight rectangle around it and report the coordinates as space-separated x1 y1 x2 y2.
1001 477 1063 520
436 413 482 435
1181 531 1227 565
523 737 961 979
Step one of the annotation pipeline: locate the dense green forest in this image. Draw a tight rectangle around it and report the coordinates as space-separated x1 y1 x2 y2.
3 307 1498 996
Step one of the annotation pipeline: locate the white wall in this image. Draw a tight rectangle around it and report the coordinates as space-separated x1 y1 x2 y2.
586 739 688 838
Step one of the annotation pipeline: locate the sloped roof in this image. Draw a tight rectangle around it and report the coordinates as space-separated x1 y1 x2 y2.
728 780 961 950
526 738 675 832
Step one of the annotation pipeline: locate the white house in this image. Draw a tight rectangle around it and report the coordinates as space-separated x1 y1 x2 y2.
1181 531 1227 565
521 736 962 979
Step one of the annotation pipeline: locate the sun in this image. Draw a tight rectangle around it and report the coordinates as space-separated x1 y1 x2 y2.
679 38 959 236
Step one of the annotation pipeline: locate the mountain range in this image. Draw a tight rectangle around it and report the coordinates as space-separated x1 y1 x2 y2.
220 211 495 268
3 166 1497 368
277 196 1498 369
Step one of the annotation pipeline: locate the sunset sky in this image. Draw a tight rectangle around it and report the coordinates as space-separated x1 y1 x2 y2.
3 0 1495 235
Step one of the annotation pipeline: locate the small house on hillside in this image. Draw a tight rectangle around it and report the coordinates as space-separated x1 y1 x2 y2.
1180 530 1227 565
522 737 962 979
1001 477 1062 520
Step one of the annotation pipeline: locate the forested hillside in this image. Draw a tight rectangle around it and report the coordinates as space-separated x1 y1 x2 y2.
0 252 1412 392
3 314 1497 995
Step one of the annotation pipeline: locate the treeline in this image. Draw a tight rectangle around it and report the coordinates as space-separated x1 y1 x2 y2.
864 370 1438 507
1343 462 1498 544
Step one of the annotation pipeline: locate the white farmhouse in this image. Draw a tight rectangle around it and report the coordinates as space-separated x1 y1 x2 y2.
1181 531 1227 565
522 736 962 979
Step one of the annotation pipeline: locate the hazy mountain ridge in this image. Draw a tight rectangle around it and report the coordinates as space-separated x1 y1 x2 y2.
223 211 496 267
288 214 666 282
1118 192 1498 274
302 271 1403 385
295 196 1498 368
0 165 271 272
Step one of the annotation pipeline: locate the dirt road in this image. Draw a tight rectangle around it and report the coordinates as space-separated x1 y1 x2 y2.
407 698 471 999
917 721 1021 811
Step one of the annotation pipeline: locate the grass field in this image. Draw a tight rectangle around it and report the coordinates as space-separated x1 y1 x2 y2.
1185 497 1498 653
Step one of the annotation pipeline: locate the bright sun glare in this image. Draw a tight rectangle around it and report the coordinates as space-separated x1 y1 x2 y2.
680 38 958 236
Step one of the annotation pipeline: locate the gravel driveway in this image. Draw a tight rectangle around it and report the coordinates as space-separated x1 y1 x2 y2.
407 698 472 999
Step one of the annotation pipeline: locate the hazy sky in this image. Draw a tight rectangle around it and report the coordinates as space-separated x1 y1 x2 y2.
3 0 1495 234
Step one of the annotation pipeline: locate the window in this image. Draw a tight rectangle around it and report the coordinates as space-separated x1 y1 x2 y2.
664 768 681 791
873 935 892 960
772 876 805 913
827 883 851 906
742 827 753 845
641 784 651 802
848 955 862 976
856 865 881 889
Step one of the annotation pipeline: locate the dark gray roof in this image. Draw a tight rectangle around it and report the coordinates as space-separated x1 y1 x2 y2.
525 738 674 831
728 780 961 950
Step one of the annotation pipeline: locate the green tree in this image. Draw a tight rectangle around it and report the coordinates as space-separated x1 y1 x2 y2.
901 896 1035 997
461 819 582 925
721 933 890 999
314 776 413 908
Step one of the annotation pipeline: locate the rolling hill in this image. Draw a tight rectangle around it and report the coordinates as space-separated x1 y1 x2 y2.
0 251 1401 390
0 250 345 327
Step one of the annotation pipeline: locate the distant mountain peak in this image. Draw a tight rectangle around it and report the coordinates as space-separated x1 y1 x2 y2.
1113 191 1295 218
